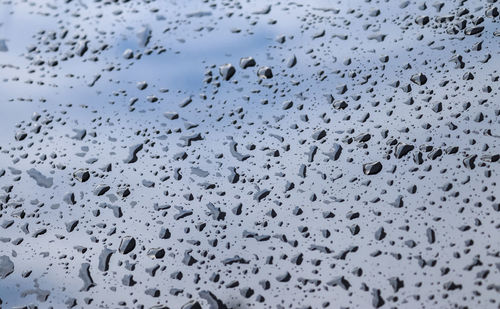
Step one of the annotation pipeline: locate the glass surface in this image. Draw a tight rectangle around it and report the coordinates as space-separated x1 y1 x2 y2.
0 0 499 308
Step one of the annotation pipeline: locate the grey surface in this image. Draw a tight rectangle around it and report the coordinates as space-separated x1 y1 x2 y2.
0 0 499 308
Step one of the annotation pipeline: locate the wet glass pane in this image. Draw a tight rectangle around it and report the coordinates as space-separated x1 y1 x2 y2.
0 0 499 308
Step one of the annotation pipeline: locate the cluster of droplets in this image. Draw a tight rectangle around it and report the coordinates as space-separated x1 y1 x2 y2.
0 0 499 308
